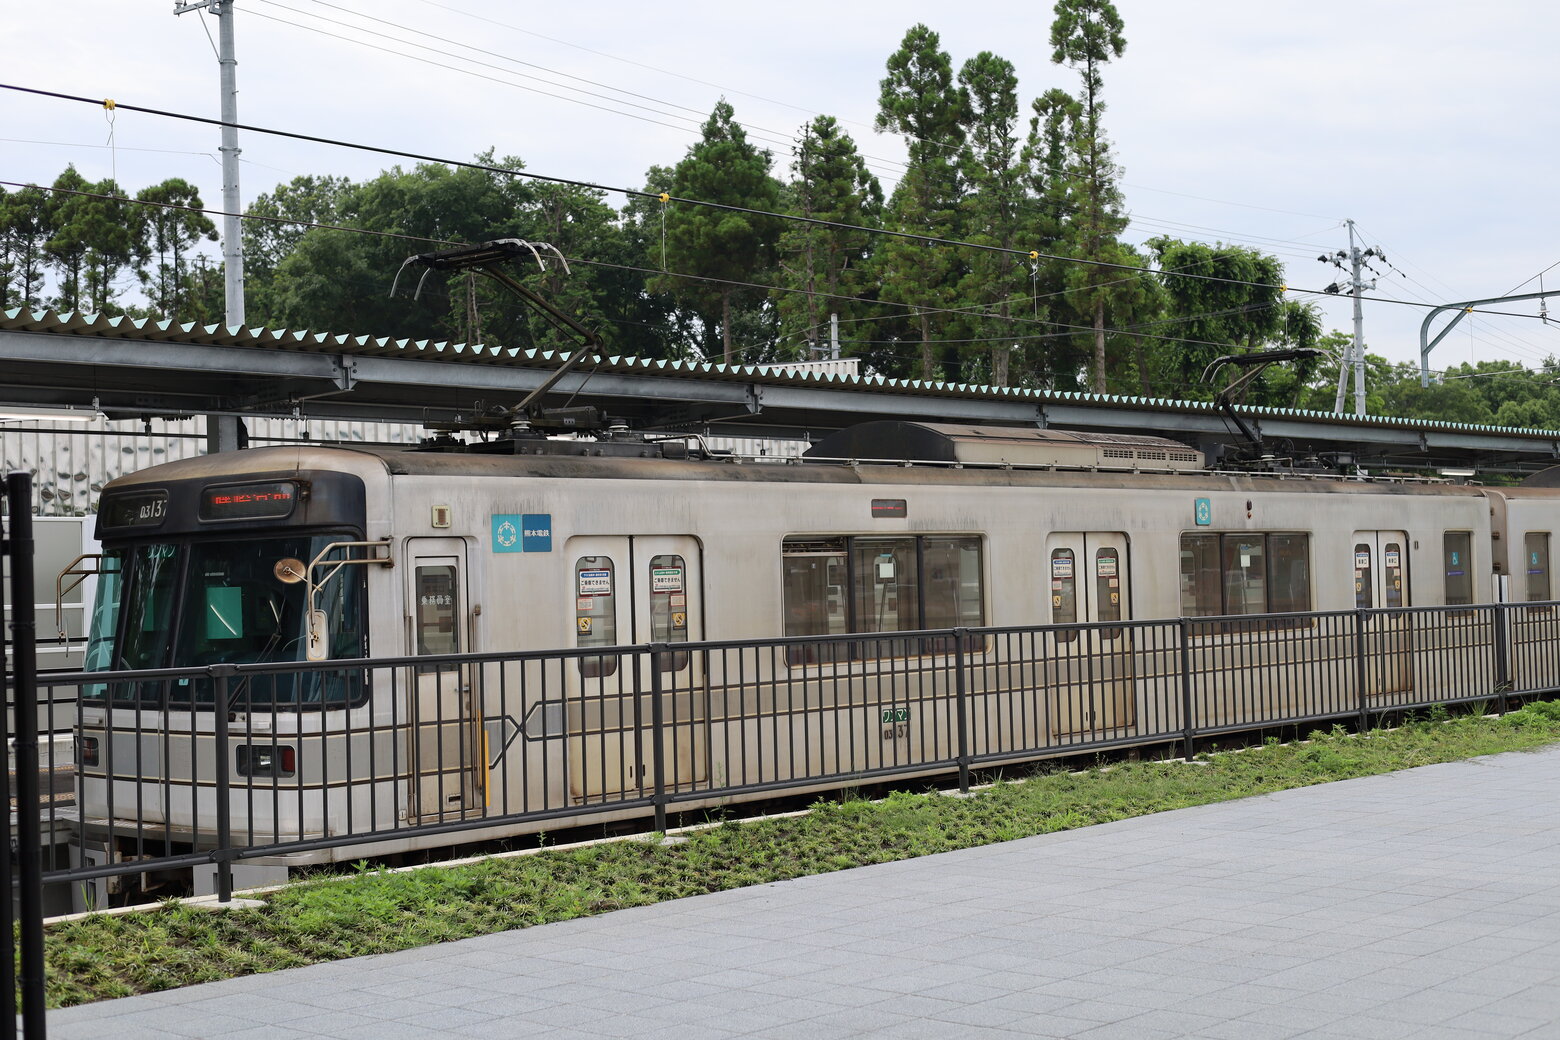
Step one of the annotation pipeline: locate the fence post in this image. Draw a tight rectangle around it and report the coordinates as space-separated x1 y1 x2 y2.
953 628 970 795
1178 618 1196 762
5 473 47 1039
649 644 668 834
1491 604 1511 715
1354 609 1370 733
211 665 236 903
2 504 16 1040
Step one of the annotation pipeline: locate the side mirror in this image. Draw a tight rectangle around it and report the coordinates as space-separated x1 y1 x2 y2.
306 609 329 662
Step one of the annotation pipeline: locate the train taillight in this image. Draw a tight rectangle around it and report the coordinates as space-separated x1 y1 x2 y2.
78 736 100 768
237 744 297 778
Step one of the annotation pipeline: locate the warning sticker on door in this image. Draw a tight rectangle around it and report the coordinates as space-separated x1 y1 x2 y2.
652 567 684 593
578 570 612 596
1051 557 1074 579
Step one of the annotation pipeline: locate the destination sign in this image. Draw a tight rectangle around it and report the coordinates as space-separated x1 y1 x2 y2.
200 481 297 522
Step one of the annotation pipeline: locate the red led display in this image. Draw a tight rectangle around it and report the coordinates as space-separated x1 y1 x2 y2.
200 481 297 521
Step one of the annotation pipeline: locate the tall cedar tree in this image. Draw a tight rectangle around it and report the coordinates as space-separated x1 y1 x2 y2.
957 52 1027 386
1019 88 1088 388
776 116 882 360
134 178 218 321
43 168 136 315
652 100 782 364
2 184 52 311
875 25 968 380
1050 0 1130 393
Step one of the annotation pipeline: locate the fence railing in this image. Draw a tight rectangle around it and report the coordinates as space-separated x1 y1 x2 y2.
8 599 1559 914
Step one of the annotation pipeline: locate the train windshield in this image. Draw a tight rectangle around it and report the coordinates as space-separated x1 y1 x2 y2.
83 535 366 709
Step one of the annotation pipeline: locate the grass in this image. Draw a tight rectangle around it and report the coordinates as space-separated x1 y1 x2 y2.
39 700 1560 1008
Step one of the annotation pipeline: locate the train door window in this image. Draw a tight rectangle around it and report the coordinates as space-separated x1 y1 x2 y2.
574 556 618 677
1444 532 1473 608
1050 548 1078 639
414 565 460 656
1095 547 1123 637
1525 533 1551 607
1383 541 1405 610
1353 544 1373 609
648 553 690 671
1223 538 1267 616
853 537 919 635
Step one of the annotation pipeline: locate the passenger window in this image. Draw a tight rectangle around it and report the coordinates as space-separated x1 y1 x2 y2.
1354 544 1374 609
1444 532 1473 608
1268 535 1312 620
414 565 459 656
1526 533 1551 608
922 537 983 629
1180 533 1311 629
574 556 617 678
648 554 690 672
1223 538 1267 615
781 534 983 664
853 538 918 636
1179 535 1220 617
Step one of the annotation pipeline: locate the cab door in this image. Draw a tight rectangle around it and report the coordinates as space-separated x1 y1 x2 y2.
1353 530 1412 696
1045 532 1134 736
565 535 706 801
407 538 485 822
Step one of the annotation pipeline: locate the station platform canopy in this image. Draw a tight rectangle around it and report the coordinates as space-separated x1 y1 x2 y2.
3 307 1557 475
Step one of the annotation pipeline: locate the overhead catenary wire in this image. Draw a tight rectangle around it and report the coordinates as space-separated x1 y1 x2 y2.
8 82 1560 381
3 81 1354 301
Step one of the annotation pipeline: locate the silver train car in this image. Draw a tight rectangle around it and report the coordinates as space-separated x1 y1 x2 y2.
67 421 1560 886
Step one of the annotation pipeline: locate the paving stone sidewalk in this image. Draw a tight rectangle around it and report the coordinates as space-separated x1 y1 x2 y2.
48 746 1560 1039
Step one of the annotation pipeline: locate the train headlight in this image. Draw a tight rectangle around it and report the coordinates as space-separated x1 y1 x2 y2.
236 744 297 778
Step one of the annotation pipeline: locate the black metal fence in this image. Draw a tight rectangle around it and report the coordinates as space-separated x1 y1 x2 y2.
5 472 47 1040
7 595 1555 924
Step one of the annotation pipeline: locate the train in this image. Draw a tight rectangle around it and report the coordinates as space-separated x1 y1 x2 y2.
65 419 1560 896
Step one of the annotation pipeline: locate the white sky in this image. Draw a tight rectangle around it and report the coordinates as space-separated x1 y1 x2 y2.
4 0 1559 377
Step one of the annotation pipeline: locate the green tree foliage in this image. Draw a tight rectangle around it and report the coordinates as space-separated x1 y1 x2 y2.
134 177 218 321
43 166 95 312
1 183 52 311
243 174 352 325
266 156 535 343
650 100 783 364
956 51 1031 386
1144 237 1291 398
1049 0 1130 392
775 116 883 361
875 24 968 380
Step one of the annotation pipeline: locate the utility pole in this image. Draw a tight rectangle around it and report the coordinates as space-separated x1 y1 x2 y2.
1318 219 1383 416
175 0 246 451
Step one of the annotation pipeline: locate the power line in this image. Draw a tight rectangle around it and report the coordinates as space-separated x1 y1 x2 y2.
5 81 1352 299
12 82 1560 364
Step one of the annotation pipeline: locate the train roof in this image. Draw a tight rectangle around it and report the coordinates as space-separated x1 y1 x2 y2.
98 431 1499 500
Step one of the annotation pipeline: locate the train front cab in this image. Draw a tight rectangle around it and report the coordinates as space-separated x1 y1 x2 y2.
73 461 397 898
